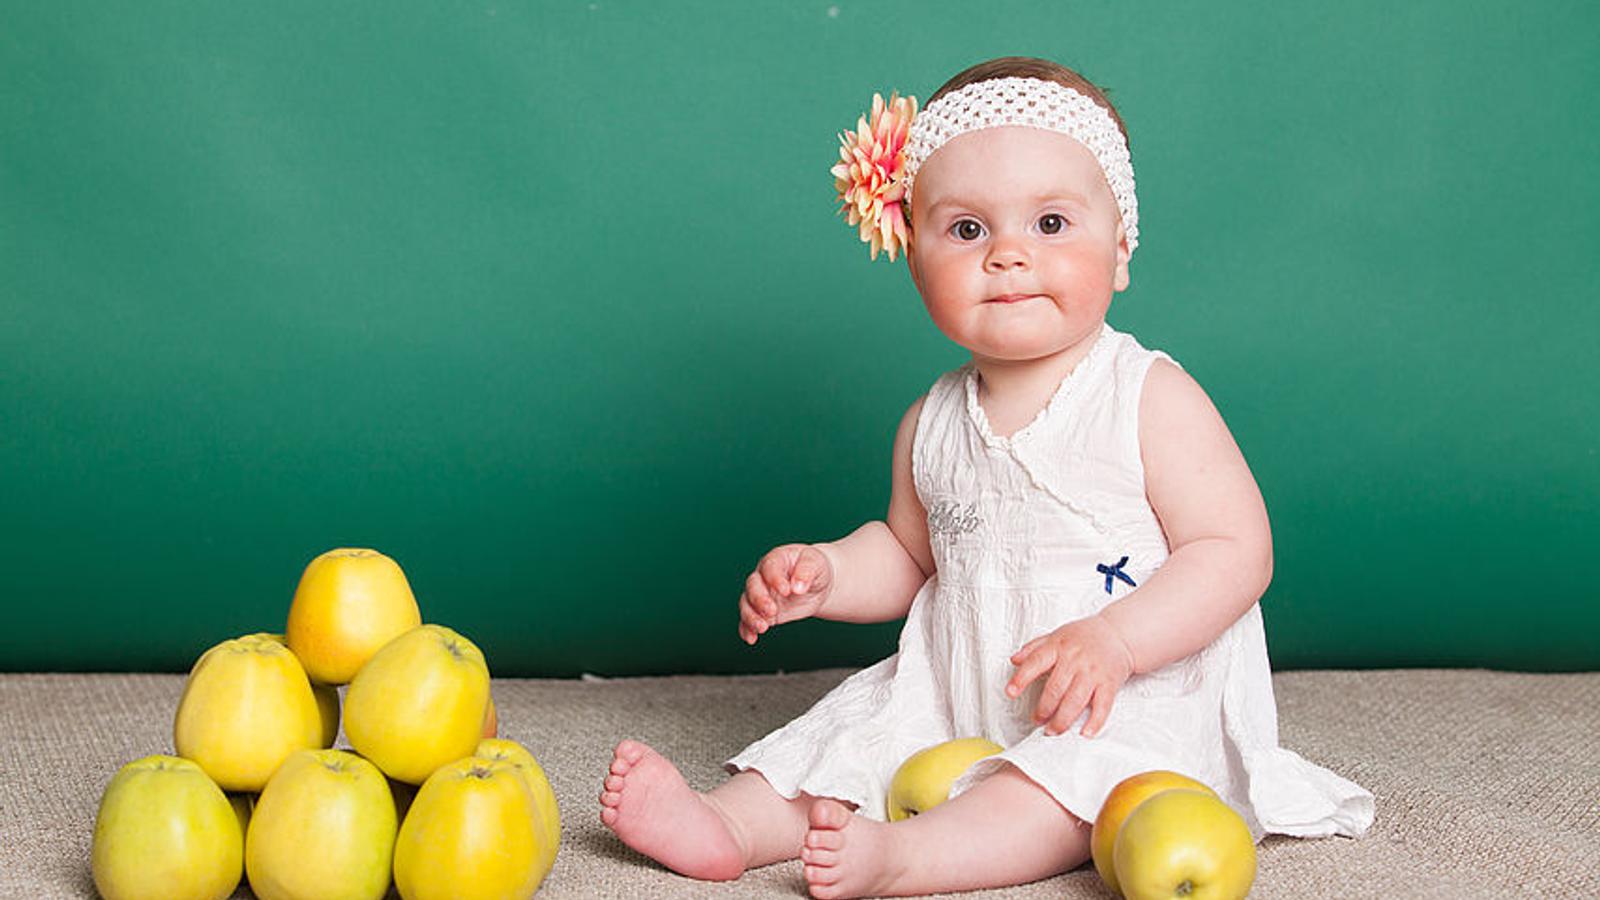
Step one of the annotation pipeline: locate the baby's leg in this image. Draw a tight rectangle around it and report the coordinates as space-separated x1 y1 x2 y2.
801 762 1090 899
599 740 813 880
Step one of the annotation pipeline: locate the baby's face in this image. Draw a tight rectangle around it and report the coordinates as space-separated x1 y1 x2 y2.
906 126 1130 366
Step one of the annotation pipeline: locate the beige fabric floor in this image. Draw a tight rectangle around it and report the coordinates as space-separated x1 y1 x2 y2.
1 668 1596 899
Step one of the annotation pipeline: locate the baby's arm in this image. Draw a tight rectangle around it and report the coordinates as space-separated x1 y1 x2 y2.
738 398 933 644
1007 360 1272 736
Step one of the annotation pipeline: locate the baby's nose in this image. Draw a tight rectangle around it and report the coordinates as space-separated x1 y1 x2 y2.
984 246 1030 271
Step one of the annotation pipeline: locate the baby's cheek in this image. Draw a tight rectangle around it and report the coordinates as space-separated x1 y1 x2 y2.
918 281 968 326
1051 249 1117 294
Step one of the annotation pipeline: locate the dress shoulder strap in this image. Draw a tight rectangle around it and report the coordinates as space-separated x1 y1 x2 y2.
1088 329 1178 475
909 363 975 506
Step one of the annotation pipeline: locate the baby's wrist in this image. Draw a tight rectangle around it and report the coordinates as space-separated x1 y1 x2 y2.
810 542 841 615
1095 609 1141 675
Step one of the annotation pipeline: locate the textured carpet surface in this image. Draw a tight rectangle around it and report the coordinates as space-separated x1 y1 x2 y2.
2 668 1597 899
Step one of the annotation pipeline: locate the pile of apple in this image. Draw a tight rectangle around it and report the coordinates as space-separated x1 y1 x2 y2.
90 548 559 900
883 739 1256 899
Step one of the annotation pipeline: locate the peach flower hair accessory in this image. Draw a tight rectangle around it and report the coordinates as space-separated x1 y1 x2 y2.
831 91 918 262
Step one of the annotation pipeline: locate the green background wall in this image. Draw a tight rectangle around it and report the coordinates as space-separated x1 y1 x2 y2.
3 1 1595 676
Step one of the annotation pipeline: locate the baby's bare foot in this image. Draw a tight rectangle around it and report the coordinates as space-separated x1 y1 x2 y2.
801 799 910 899
598 739 745 881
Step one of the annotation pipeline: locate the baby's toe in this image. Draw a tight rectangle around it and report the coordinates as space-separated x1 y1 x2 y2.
807 798 853 830
610 745 645 776
805 827 845 850
615 738 650 762
805 863 842 887
801 846 840 866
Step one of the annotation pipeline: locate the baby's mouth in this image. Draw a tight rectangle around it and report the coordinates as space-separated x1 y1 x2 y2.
987 293 1041 304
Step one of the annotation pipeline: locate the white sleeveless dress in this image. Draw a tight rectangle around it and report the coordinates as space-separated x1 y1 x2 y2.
725 324 1375 840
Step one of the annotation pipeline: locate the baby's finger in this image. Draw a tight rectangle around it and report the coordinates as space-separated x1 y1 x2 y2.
1081 684 1116 738
737 599 756 644
1009 634 1046 665
1034 666 1074 724
758 552 793 598
1046 676 1091 736
1006 646 1054 699
790 547 827 596
745 572 777 619
738 598 766 644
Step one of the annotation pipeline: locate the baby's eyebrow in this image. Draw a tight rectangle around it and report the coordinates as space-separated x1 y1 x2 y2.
921 192 1090 216
919 197 966 216
1031 191 1090 206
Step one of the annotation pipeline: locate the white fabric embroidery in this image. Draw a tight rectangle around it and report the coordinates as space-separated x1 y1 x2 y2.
725 326 1374 840
903 77 1140 254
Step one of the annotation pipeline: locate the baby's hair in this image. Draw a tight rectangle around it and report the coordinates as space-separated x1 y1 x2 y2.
927 56 1130 148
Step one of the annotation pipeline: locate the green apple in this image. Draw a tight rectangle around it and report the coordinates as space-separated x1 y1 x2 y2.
885 737 1004 821
92 755 242 900
245 749 398 900
1092 770 1218 895
1113 789 1256 900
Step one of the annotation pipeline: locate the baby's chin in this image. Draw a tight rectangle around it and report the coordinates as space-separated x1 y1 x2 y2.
965 327 1107 368
968 343 1076 366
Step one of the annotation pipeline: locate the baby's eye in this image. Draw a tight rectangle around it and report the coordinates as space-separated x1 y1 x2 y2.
1038 214 1067 235
950 219 985 241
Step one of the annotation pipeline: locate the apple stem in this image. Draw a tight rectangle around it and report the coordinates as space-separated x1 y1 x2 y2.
1177 880 1193 896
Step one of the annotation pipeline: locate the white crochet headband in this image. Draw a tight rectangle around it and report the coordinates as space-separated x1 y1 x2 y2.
903 76 1140 254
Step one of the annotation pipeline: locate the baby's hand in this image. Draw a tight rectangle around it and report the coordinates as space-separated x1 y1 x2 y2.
1005 614 1135 738
738 543 833 645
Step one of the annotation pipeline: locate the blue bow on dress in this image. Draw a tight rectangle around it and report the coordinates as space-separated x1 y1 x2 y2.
1097 556 1137 594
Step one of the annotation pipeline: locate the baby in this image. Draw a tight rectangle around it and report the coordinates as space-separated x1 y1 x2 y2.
600 56 1374 899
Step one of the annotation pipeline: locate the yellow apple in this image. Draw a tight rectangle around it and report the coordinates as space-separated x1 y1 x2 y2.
91 755 242 900
1113 789 1256 900
245 749 398 900
476 737 561 873
344 624 490 784
286 547 422 685
393 755 553 900
482 693 498 739
885 737 1004 821
1092 770 1218 896
174 633 324 791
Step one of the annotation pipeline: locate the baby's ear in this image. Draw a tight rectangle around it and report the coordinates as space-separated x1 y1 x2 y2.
1112 221 1131 292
